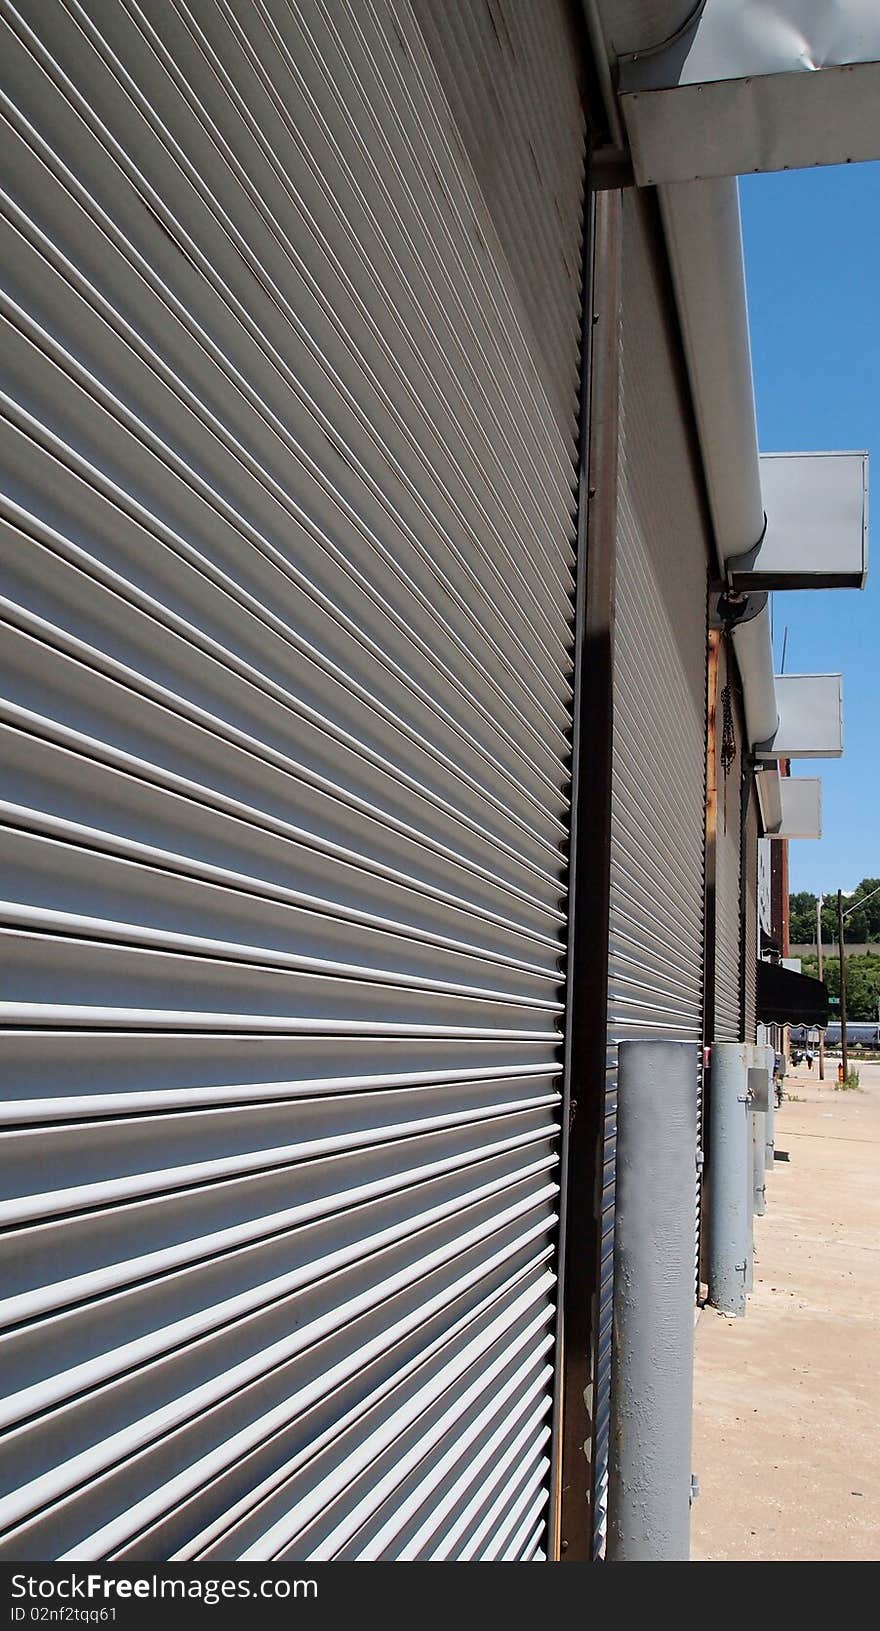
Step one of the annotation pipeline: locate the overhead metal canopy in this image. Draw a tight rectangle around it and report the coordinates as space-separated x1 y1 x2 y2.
758 674 844 759
771 778 823 840
728 453 869 591
757 771 823 838
754 764 782 836
757 961 829 1027
617 0 880 184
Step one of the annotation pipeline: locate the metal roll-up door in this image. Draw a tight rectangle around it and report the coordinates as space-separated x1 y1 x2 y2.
743 783 761 1044
594 190 709 1550
0 0 586 1562
712 635 745 1041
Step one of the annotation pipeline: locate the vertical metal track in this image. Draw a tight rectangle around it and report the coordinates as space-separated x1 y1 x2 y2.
548 166 594 1561
556 180 622 1564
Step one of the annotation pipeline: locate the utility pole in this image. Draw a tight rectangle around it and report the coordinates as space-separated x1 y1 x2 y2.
834 884 880 1075
816 894 825 1081
837 888 848 1083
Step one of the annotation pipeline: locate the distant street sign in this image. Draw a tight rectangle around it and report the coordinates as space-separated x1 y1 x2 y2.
829 997 840 1006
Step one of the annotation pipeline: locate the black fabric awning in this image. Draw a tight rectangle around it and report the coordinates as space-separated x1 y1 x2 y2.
757 960 829 1027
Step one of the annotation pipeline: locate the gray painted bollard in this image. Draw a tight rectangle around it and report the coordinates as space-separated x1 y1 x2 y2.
707 1042 750 1316
749 1055 768 1220
763 1046 776 1174
745 1161 754 1292
607 1040 699 1563
752 1108 766 1217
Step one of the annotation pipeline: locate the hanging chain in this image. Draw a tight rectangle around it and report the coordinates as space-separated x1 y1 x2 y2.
720 682 736 776
719 681 736 835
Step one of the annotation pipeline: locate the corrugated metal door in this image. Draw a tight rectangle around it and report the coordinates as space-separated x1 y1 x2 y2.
712 635 744 1041
743 784 760 1044
595 190 709 1550
0 0 586 1561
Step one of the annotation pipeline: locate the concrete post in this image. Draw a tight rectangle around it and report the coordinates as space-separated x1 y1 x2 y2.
606 1040 699 1563
707 1042 750 1316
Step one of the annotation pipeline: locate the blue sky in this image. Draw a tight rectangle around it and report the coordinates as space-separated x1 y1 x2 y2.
740 163 880 895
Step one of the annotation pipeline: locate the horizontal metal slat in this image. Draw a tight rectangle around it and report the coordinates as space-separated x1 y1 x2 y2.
241 0 578 513
0 1026 559 1123
0 10 577 715
0 824 561 1000
413 1394 552 1561
0 714 566 943
124 0 579 571
0 538 567 878
0 1157 558 1435
0 722 565 952
0 616 567 913
0 905 562 1017
498 1479 550 1562
0 0 585 1566
2 1079 561 1224
0 412 567 819
0 1185 557 1550
164 1257 554 1563
0 1119 558 1322
362 1368 554 1561
457 1440 549 1562
11 1231 556 1561
266 1293 555 1560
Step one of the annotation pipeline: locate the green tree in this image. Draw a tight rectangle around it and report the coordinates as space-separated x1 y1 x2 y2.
789 890 818 945
848 878 880 940
790 878 880 946
801 953 880 1021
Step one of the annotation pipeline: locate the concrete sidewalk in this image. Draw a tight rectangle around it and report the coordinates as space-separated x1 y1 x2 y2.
692 1059 880 1561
